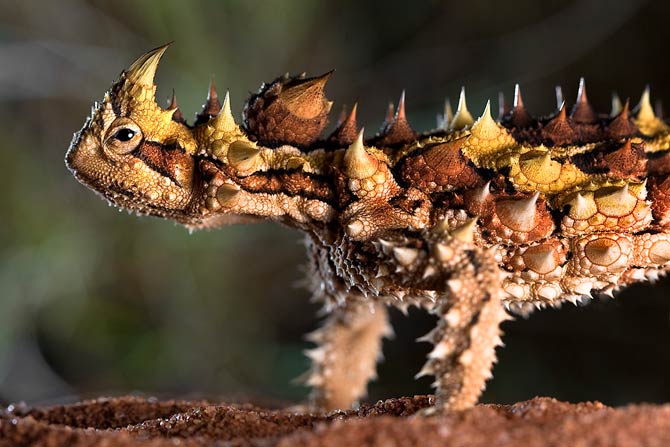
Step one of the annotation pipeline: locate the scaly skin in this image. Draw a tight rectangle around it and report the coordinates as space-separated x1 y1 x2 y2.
65 44 670 412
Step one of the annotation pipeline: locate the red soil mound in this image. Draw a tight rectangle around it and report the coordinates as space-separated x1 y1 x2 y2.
2 395 670 446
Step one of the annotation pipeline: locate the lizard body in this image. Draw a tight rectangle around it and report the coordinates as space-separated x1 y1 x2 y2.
66 44 670 411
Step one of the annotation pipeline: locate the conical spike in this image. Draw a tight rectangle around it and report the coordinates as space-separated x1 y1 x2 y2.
539 151 552 169
636 86 655 122
521 151 555 177
416 327 440 344
525 191 540 208
505 84 534 128
216 184 241 208
428 342 450 359
444 98 454 127
211 91 237 132
611 93 623 117
523 246 557 274
504 192 539 226
393 246 419 267
556 101 567 121
555 86 564 111
205 76 222 114
373 91 416 146
304 373 324 387
470 100 499 139
568 192 595 219
542 101 576 145
167 90 185 123
168 90 178 109
125 43 170 87
384 102 395 127
481 100 492 120
573 192 588 212
570 77 597 123
438 98 454 129
328 102 358 146
584 240 621 266
451 218 478 243
195 76 223 124
450 87 474 130
396 90 407 121
620 98 630 118
344 129 378 179
513 83 524 109
280 70 333 118
497 91 508 120
475 181 491 203
433 216 451 235
610 184 630 202
304 348 326 362
606 99 637 139
221 90 232 118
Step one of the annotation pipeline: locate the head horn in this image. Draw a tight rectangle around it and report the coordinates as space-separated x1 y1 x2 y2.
125 43 171 87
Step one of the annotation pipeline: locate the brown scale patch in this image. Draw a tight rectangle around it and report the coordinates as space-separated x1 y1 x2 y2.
571 233 633 275
243 73 333 148
133 141 193 186
571 140 647 178
389 193 429 217
602 141 647 177
542 80 602 145
649 177 670 227
236 170 335 204
571 122 603 144
647 152 670 176
540 107 576 146
606 100 638 139
504 239 567 277
501 87 535 130
332 168 356 209
570 96 597 124
506 111 639 149
326 103 359 148
479 192 554 244
396 138 485 192
368 94 417 148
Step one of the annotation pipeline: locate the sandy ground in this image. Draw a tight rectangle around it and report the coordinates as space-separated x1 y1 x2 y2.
2 395 670 446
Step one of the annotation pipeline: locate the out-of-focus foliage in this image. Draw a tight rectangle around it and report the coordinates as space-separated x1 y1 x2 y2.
1 0 669 407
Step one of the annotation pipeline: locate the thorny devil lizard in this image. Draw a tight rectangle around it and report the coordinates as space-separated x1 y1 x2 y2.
65 44 670 412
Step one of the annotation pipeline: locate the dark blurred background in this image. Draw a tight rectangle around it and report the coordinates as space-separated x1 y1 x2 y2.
1 0 670 408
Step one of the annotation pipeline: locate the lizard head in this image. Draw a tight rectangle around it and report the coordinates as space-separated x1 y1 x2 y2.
67 44 342 229
65 44 198 221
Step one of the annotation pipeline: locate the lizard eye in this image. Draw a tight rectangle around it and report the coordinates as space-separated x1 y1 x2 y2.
113 128 137 142
105 119 143 154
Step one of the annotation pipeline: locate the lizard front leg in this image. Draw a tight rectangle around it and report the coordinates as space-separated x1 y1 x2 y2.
303 299 392 411
417 239 510 411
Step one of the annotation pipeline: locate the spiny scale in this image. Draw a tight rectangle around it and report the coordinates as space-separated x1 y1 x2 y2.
65 43 670 414
195 77 222 125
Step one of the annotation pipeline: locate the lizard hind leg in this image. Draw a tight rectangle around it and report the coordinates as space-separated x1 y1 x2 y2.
418 240 510 411
302 300 392 411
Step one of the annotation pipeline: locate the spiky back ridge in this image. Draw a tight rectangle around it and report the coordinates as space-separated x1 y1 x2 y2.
72 45 670 308
181 69 670 307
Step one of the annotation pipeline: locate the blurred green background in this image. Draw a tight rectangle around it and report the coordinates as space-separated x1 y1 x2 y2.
1 0 670 408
